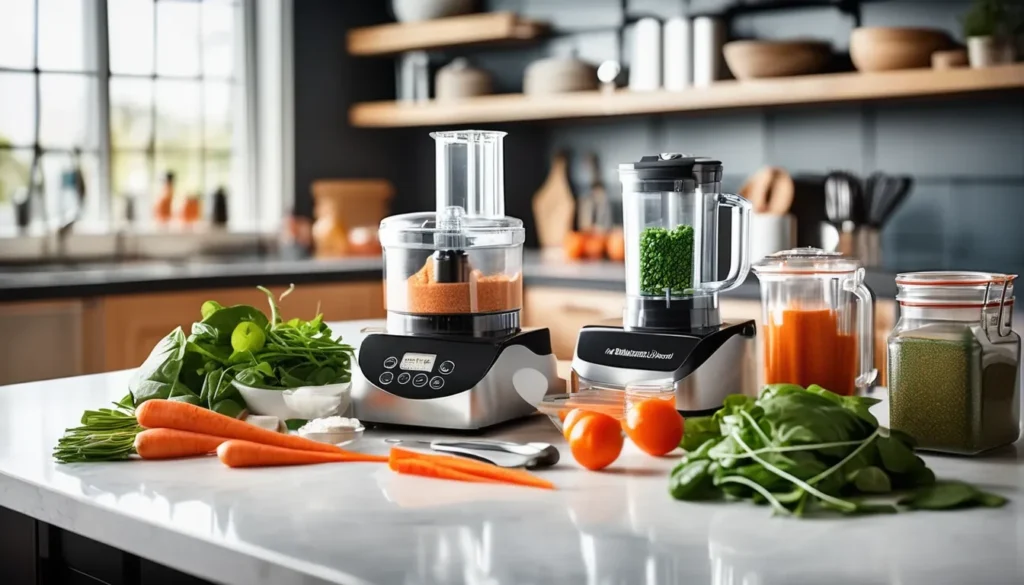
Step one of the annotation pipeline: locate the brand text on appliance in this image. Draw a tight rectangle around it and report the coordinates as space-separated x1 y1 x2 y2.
604 348 675 360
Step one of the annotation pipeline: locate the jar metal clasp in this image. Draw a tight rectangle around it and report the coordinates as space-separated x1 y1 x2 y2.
982 279 1013 338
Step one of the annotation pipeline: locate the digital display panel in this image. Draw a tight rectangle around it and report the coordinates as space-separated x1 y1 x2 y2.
400 353 436 372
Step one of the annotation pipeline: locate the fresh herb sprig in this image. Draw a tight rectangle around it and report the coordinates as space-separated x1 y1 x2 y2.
670 384 1007 516
53 403 141 463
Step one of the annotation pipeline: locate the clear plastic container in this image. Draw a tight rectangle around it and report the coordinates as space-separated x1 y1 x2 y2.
619 154 750 330
888 272 1021 455
751 248 876 396
378 130 525 336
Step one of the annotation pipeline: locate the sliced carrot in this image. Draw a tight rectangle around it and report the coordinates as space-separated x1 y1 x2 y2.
137 399 344 454
390 457 504 485
389 447 555 490
134 428 226 460
216 440 388 468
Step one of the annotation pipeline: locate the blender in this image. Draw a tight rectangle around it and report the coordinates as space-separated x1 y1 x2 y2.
352 130 560 430
570 154 757 414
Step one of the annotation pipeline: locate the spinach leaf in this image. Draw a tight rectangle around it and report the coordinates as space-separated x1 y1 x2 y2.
680 416 721 452
129 327 188 405
760 392 871 455
211 398 246 419
851 466 892 493
898 482 1006 510
669 459 719 500
877 435 919 474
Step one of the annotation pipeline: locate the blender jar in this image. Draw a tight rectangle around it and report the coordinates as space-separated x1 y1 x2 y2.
751 248 876 396
378 130 525 337
888 272 1020 454
619 154 750 330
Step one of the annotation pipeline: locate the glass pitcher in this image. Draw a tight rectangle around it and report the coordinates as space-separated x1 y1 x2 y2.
751 248 876 396
619 154 750 331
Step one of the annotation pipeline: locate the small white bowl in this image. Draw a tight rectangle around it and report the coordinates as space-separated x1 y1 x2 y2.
298 426 365 447
233 381 351 420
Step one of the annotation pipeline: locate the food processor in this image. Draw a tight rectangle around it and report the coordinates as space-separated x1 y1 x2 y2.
352 130 559 430
570 154 757 414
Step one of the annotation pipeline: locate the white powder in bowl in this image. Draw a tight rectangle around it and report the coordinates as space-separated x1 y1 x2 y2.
299 416 362 434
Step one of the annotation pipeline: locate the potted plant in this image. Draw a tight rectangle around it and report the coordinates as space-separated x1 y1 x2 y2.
962 0 1017 67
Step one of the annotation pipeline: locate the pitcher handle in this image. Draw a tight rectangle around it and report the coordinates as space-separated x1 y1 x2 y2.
701 193 751 293
845 267 877 390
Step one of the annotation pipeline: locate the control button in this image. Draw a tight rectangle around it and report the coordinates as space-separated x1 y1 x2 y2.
397 372 411 385
379 371 394 385
429 376 445 390
412 373 429 388
438 360 455 375
383 356 398 369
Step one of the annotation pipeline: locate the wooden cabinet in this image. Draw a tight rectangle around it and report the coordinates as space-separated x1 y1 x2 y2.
0 300 86 385
93 282 384 372
523 286 896 386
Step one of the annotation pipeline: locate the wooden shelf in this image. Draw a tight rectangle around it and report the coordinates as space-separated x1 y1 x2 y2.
349 64 1024 128
347 12 547 56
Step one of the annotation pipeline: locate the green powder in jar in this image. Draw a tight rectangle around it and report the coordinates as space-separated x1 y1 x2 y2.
888 329 1020 455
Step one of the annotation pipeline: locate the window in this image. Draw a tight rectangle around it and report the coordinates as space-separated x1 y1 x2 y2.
0 0 257 235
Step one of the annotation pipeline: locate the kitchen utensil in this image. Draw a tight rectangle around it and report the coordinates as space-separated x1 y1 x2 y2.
663 16 692 91
629 17 662 91
352 130 559 430
693 16 725 86
723 40 831 80
571 153 758 413
855 227 881 267
866 172 912 227
932 48 968 70
850 27 951 72
435 57 492 101
752 248 876 396
391 0 474 23
532 152 576 253
524 56 597 95
824 171 864 255
739 166 794 215
579 152 612 233
385 438 560 469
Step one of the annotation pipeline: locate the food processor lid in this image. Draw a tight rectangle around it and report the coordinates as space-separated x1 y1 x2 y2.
895 271 1016 307
751 247 860 274
379 210 525 249
618 153 723 182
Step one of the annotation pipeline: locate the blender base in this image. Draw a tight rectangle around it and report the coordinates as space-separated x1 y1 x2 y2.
352 328 561 430
570 321 758 413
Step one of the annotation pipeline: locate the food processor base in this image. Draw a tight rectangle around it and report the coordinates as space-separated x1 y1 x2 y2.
570 321 758 413
352 329 561 430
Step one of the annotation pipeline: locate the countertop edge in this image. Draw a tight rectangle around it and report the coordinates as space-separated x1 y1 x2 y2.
0 469 367 585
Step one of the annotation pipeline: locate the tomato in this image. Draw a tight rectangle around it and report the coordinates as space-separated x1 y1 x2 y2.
568 411 623 471
561 408 597 441
624 398 684 457
605 229 625 262
582 232 606 260
563 231 586 260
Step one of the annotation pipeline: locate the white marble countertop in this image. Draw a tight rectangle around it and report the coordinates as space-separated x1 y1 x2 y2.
2 326 1023 584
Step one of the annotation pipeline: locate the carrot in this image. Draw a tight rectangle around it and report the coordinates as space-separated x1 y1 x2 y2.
216 440 388 468
389 447 555 490
136 399 343 454
134 428 226 460
390 457 504 485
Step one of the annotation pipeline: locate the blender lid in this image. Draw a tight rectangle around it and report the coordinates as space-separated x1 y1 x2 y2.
752 247 860 274
379 210 524 250
618 153 723 182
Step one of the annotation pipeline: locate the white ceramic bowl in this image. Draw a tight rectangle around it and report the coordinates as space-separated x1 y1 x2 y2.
234 381 351 420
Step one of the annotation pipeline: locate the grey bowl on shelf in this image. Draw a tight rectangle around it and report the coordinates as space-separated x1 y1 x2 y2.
391 0 475 23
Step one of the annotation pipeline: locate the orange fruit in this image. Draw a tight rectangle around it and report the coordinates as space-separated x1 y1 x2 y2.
606 229 625 262
582 232 606 260
561 408 598 441
624 398 684 456
563 231 586 260
568 411 623 471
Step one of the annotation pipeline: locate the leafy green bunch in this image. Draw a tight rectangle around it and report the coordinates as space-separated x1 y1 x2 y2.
640 225 695 295
54 285 353 463
962 0 1015 38
670 384 1007 516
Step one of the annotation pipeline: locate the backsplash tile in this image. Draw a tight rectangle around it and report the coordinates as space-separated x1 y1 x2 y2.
767 106 866 174
733 8 855 49
861 0 970 41
880 180 952 272
660 111 767 176
945 182 1024 272
874 98 1024 179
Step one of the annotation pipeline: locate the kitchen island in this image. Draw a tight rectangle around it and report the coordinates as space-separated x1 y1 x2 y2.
2 371 1022 585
